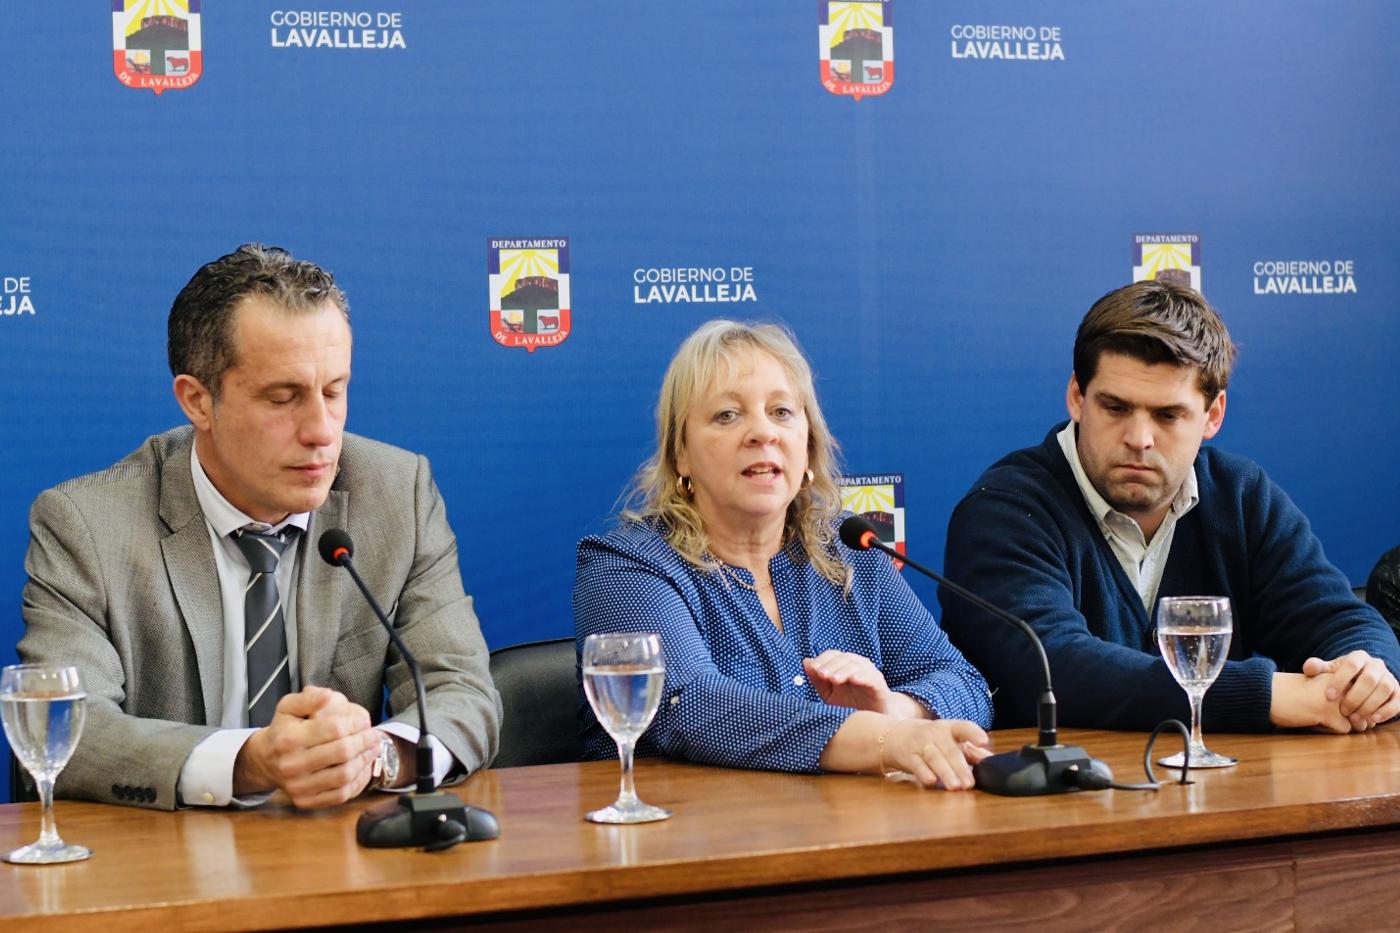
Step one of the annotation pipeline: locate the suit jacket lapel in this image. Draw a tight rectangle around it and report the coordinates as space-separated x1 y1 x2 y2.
157 434 224 726
299 487 349 690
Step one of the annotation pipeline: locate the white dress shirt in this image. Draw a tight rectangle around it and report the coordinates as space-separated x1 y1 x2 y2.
1056 422 1199 613
178 445 450 807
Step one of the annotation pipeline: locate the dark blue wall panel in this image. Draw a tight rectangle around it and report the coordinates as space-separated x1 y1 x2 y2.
3 2 1396 799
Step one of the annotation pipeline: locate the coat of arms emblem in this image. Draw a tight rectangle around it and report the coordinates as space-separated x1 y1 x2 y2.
1133 234 1202 293
820 2 893 100
839 473 906 567
112 1 203 95
489 239 572 352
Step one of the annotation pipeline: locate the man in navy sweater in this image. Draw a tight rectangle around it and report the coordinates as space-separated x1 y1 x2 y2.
940 280 1400 733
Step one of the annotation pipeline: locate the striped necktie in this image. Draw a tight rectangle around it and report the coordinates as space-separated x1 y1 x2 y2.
232 526 299 728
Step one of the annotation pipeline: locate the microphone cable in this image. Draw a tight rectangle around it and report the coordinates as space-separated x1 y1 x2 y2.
1067 719 1193 791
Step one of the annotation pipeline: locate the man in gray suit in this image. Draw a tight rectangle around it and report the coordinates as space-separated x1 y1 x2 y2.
19 244 501 810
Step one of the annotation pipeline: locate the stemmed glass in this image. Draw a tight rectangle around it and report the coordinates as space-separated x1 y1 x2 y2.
2 664 92 863
581 632 671 824
1155 596 1238 769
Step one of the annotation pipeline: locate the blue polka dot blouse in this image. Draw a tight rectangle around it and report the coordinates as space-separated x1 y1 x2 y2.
573 519 993 773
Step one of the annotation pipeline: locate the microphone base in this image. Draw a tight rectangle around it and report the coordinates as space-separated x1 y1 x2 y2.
356 791 500 849
974 743 1107 796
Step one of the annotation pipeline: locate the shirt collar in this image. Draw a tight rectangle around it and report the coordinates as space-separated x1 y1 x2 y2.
1055 421 1198 531
190 443 311 539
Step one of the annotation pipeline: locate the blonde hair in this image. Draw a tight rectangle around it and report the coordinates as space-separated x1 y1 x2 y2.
623 319 849 589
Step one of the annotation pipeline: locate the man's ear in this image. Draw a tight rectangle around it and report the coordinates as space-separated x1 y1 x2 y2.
1202 389 1226 440
173 374 215 431
1065 372 1084 423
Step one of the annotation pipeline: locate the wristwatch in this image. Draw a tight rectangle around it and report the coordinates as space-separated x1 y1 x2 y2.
369 732 401 791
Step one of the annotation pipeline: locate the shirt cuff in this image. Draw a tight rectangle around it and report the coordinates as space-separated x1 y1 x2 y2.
377 721 455 791
178 728 270 808
898 675 995 729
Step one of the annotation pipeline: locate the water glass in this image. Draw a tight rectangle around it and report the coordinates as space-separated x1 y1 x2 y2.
582 632 671 824
1156 596 1238 769
2 664 93 864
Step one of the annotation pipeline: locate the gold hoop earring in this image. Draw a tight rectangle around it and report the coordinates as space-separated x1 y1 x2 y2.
802 469 815 489
676 475 694 497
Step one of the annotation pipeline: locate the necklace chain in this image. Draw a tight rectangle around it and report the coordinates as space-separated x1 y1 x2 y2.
717 559 770 592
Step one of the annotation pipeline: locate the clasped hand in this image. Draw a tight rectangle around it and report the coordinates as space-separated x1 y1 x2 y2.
1272 650 1400 733
233 686 382 807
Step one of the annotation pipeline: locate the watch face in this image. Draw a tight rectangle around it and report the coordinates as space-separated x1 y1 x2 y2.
370 734 399 789
380 735 400 784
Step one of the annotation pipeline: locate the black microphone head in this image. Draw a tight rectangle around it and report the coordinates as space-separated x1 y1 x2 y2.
318 528 354 566
838 514 880 551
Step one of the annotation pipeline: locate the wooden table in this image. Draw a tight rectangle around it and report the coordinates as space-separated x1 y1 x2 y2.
2 728 1398 931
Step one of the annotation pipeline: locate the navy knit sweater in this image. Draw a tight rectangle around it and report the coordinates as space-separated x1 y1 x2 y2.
940 424 1400 732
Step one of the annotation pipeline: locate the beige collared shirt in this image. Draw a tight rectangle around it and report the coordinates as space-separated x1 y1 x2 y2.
1056 422 1199 612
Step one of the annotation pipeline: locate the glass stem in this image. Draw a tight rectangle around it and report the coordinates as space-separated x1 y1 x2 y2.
1188 689 1206 753
616 740 638 807
36 776 60 848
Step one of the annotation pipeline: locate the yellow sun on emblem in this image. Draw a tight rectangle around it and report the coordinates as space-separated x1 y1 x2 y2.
121 0 190 36
1140 243 1193 277
841 484 896 515
498 249 560 297
828 2 883 47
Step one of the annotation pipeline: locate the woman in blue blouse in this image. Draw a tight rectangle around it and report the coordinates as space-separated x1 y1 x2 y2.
574 320 993 790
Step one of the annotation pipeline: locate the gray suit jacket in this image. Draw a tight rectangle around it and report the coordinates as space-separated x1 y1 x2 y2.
19 427 501 810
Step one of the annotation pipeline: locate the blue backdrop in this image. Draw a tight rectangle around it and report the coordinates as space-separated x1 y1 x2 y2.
3 2 1397 798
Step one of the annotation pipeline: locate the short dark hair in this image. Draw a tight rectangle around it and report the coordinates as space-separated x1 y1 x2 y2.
1073 279 1237 404
167 244 349 397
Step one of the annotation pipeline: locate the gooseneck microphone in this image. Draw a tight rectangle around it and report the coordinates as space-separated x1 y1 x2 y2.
838 515 1111 796
318 528 499 848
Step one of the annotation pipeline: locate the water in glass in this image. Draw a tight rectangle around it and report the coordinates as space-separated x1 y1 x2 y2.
1159 627 1230 690
583 664 664 745
3 693 85 781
